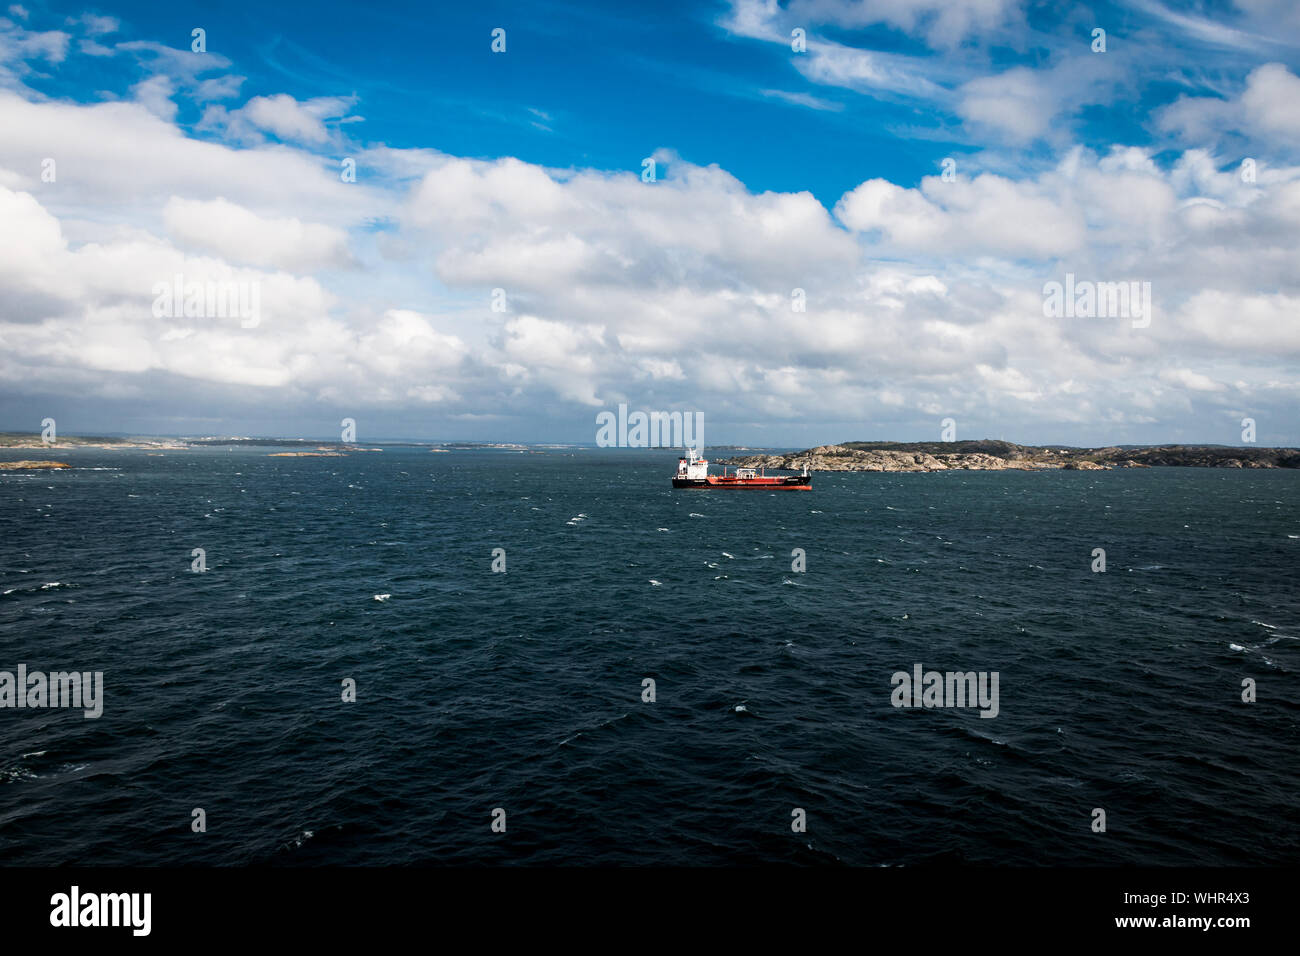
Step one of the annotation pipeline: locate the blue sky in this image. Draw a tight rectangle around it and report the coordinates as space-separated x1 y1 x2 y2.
19 0 960 202
1 1 1299 444
28 0 1264 201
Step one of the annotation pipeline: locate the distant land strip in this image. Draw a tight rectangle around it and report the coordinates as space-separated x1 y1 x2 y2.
0 434 533 451
720 440 1300 472
2 434 1298 470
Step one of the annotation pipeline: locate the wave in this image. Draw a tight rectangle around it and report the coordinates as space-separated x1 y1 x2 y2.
3 582 74 596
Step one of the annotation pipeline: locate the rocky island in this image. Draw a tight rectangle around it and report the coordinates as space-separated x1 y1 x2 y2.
720 440 1300 473
0 457 71 468
0 432 186 450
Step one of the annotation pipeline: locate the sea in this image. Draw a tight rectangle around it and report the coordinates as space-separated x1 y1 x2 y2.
1 446 1296 866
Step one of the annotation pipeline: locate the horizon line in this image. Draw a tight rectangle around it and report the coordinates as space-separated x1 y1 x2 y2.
0 431 1290 450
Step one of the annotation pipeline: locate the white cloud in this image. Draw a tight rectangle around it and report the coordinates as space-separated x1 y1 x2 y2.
718 0 784 42
722 0 1020 50
70 14 118 36
0 18 68 71
1158 63 1300 148
0 89 380 224
163 197 354 271
0 183 338 389
957 67 1054 143
115 40 231 81
195 74 244 101
1239 63 1300 139
760 88 844 111
237 93 359 145
786 0 1021 49
1158 368 1226 392
405 152 859 300
793 38 945 97
131 74 177 121
834 171 1086 257
717 1 949 103
1173 289 1300 355
957 56 1123 145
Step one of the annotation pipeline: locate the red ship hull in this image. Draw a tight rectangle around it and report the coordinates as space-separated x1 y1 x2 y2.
672 475 812 489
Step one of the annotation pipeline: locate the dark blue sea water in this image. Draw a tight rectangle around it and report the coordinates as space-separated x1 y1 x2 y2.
1 447 1297 865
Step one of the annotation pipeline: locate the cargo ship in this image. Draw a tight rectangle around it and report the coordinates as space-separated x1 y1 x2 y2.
672 448 812 489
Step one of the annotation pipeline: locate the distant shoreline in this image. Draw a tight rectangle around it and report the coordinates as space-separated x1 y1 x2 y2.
2 434 1297 470
720 440 1300 472
0 435 545 451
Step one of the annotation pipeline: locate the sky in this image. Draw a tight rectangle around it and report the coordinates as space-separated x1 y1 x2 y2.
0 0 1298 446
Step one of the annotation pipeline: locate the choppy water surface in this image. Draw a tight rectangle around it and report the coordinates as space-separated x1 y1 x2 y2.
1 447 1297 865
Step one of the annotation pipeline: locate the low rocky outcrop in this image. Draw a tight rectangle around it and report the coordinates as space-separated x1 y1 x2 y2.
0 460 71 470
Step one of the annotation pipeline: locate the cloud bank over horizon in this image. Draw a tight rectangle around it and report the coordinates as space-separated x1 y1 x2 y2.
1 1 1298 446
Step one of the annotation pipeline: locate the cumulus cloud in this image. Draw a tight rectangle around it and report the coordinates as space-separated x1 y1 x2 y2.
163 197 354 271
205 93 360 145
957 67 1049 142
0 88 380 224
405 152 860 302
0 183 337 387
834 170 1086 257
1158 63 1300 149
956 55 1125 145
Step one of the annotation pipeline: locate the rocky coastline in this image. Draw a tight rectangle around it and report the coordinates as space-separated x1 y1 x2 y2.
720 440 1300 473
